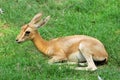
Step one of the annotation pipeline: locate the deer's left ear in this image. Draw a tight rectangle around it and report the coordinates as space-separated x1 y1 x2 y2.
29 13 42 25
35 16 50 28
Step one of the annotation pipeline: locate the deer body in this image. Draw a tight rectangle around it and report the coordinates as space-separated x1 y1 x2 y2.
16 13 108 71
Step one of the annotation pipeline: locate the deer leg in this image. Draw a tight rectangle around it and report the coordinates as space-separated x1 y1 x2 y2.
78 62 87 67
75 44 97 71
48 56 67 64
75 55 97 71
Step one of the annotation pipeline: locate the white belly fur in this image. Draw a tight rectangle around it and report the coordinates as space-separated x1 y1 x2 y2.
68 51 86 62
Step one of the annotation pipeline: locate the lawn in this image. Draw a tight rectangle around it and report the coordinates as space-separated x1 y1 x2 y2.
0 0 120 80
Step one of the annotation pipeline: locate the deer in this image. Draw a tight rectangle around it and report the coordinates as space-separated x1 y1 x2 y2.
16 13 108 71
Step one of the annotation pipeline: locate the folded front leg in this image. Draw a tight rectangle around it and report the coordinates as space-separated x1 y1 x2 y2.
48 56 67 64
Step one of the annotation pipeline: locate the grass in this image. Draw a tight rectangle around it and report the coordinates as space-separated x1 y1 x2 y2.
0 0 120 80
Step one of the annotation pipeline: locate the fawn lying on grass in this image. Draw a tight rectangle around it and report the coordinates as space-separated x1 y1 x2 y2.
16 13 108 71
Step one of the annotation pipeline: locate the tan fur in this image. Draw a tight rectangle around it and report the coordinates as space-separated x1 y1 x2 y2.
16 13 108 71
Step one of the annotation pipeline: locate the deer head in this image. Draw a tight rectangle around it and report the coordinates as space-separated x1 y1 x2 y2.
16 13 50 43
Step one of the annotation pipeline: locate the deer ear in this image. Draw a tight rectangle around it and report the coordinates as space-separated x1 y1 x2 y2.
29 13 42 25
35 16 50 28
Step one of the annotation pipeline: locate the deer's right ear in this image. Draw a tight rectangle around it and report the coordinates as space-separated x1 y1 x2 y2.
29 13 42 25
39 16 50 26
34 16 50 28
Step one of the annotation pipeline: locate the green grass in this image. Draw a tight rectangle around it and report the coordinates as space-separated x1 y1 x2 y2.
0 0 120 80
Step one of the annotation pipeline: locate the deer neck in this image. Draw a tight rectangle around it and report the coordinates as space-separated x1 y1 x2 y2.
32 32 49 55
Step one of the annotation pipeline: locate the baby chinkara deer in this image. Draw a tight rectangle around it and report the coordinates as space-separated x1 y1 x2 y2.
16 13 108 71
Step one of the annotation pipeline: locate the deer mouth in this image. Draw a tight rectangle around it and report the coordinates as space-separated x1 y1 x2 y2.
16 39 23 43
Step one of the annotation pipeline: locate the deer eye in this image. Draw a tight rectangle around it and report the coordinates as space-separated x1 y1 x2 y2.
25 31 30 36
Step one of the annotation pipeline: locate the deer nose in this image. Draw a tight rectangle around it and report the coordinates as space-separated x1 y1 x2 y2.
16 39 18 42
16 39 21 43
16 39 20 43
